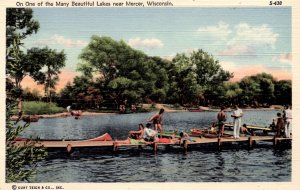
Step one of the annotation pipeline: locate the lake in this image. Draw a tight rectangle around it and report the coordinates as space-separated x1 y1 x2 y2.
20 110 291 182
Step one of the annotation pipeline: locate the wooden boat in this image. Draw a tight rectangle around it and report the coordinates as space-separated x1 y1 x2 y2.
224 123 273 131
71 110 82 117
83 133 112 141
14 133 113 142
190 128 232 138
22 115 39 122
188 108 204 112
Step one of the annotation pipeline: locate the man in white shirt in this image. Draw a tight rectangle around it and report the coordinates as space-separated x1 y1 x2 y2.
143 123 158 142
283 105 292 138
231 105 243 139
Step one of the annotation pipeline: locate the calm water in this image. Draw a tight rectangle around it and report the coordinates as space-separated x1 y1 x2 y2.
20 110 291 182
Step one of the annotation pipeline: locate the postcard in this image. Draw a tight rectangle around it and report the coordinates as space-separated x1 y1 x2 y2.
1 0 299 190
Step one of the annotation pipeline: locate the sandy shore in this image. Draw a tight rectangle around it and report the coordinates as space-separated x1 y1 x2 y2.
10 104 281 121
11 111 116 120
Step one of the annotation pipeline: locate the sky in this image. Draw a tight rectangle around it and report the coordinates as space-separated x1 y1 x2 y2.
21 7 292 92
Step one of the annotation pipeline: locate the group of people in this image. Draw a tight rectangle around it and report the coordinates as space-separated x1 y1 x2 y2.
128 108 165 142
67 105 82 119
271 105 292 138
217 104 292 139
216 105 244 139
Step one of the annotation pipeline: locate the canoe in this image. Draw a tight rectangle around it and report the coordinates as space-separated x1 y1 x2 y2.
188 108 204 112
84 133 112 141
224 123 273 131
190 128 232 138
14 133 113 142
71 110 82 117
22 115 39 122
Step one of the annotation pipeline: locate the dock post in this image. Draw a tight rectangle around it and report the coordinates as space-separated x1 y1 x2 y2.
273 137 278 148
183 140 188 154
218 137 222 150
153 142 158 154
113 141 119 152
248 136 253 148
66 144 72 154
138 145 143 151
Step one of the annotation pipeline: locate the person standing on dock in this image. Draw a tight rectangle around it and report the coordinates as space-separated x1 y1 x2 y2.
283 105 292 138
217 106 227 137
276 112 284 137
148 108 165 135
231 105 243 139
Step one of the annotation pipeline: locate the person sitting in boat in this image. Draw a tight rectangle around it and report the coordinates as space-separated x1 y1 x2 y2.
143 123 158 142
128 123 144 140
240 124 251 135
207 122 218 134
269 118 277 131
179 131 195 145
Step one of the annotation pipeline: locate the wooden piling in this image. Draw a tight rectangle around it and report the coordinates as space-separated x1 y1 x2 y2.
248 136 253 148
218 137 222 149
273 136 277 148
153 142 158 154
183 140 188 154
66 144 72 153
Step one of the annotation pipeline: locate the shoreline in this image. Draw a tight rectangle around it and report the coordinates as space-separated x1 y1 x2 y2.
10 106 282 121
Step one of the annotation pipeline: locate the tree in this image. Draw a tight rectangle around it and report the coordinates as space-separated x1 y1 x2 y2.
6 8 39 48
223 82 242 106
27 47 66 102
6 99 47 182
6 8 47 182
169 50 231 106
169 53 204 105
274 80 291 105
78 35 170 105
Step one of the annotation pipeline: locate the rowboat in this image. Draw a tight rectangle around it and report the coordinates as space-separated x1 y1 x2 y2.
190 128 232 138
14 133 113 142
22 115 40 122
188 108 204 112
224 123 274 131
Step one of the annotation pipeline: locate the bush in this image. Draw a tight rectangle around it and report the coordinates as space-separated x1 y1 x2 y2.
21 101 65 115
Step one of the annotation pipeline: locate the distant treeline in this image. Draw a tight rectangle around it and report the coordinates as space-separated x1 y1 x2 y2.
56 36 291 109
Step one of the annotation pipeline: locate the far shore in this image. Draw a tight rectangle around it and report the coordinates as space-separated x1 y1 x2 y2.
10 104 284 121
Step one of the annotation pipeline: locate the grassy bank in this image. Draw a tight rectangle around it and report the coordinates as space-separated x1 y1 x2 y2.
20 101 65 115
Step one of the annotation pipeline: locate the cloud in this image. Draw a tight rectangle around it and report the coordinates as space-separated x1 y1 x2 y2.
228 23 279 49
35 35 88 48
272 53 292 64
220 61 291 81
197 21 232 40
218 44 255 56
128 38 164 49
198 22 279 53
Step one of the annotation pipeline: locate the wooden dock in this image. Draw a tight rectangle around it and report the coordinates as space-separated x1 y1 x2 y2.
13 135 292 154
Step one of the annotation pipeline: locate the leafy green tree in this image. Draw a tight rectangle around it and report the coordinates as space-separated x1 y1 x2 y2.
6 8 47 182
6 8 39 48
239 76 261 106
78 35 170 105
169 50 231 106
6 99 47 182
223 82 242 106
274 80 291 105
169 53 203 105
27 47 66 102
